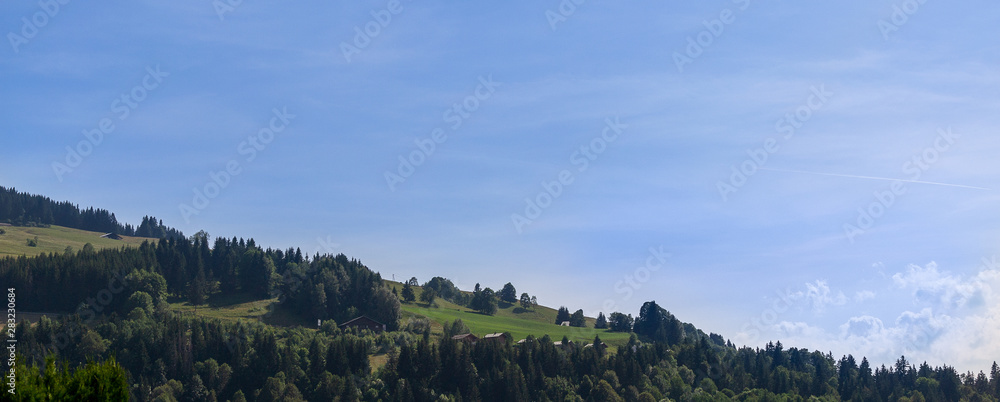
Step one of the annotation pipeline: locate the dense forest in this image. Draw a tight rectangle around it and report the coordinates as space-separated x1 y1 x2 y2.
1 190 998 400
6 285 1000 400
0 235 399 328
3 241 999 401
0 186 183 238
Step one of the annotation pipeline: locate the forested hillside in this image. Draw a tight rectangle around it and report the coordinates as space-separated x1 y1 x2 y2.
0 235 399 327
1 194 998 400
0 186 183 238
4 237 999 400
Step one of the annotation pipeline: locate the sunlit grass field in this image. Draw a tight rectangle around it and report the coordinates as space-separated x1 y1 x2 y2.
0 224 152 257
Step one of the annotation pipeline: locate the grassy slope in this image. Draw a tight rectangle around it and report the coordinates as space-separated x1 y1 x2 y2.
387 281 631 348
164 281 630 349
0 224 153 258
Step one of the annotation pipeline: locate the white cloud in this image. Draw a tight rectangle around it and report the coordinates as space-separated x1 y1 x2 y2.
788 279 848 314
854 290 876 303
892 262 994 310
840 315 884 338
760 259 1000 371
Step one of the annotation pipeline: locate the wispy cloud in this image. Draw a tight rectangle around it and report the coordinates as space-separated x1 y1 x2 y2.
761 167 991 191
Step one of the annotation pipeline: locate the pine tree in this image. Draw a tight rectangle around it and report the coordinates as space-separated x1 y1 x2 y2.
595 312 608 329
991 361 1000 397
188 266 209 305
555 307 571 324
401 283 415 303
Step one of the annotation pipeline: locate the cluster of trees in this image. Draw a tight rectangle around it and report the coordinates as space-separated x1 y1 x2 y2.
12 290 1000 401
0 186 183 238
555 307 586 327
469 284 498 315
12 355 129 399
6 235 1000 400
398 278 435 307
589 302 688 339
397 278 538 317
0 234 400 329
467 282 536 316
13 311 377 401
7 193 1000 400
418 277 467 305
378 318 1000 401
278 253 401 329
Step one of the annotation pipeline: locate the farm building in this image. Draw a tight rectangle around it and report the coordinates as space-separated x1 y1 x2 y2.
483 333 507 343
338 315 386 333
451 333 478 344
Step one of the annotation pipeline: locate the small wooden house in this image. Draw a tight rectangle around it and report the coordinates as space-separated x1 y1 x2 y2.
338 316 386 333
451 333 478 344
484 333 507 343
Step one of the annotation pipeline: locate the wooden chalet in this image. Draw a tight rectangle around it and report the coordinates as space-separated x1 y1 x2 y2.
338 315 386 333
451 333 478 344
483 333 507 343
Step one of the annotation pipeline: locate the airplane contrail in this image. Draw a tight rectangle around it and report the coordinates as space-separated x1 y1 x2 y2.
759 167 991 191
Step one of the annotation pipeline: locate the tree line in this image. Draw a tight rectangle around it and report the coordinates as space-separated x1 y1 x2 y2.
0 186 183 238
378 316 999 401
398 277 540 317
5 239 1000 400
0 233 400 329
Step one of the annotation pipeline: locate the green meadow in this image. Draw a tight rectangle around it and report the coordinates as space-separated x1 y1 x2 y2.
388 281 631 348
0 224 153 258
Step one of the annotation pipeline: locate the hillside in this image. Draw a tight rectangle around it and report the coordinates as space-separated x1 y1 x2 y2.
4 216 996 400
388 281 633 348
0 224 154 257
163 280 632 348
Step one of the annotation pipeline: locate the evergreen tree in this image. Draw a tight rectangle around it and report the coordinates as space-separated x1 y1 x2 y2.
595 312 608 329
187 266 209 305
555 306 571 324
991 361 1000 397
570 309 586 327
401 283 415 303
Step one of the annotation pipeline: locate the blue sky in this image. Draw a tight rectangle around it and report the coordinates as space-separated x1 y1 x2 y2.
3 1 999 371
